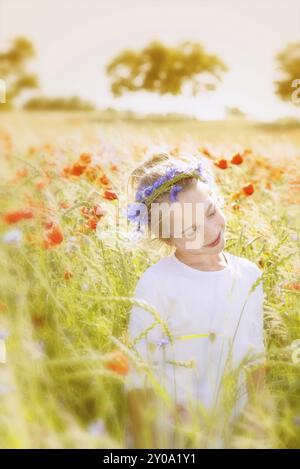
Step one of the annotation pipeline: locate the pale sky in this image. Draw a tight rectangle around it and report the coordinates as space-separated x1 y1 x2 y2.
1 0 300 121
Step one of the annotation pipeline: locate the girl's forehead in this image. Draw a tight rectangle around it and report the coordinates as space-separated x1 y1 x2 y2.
177 181 212 205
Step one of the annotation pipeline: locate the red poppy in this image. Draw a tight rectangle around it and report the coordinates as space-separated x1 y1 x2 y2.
59 201 69 209
214 159 228 170
100 174 110 185
43 219 54 230
93 204 105 218
79 153 92 165
69 163 86 176
81 206 91 219
242 183 254 196
44 224 64 247
35 179 47 190
105 350 130 376
231 153 243 165
3 209 34 224
103 189 118 200
87 217 98 230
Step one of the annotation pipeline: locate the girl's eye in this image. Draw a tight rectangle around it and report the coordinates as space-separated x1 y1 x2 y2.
208 208 217 217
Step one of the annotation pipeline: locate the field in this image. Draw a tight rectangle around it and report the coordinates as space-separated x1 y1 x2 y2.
0 111 299 448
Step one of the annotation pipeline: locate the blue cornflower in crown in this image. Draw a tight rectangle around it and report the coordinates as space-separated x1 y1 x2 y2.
126 159 211 231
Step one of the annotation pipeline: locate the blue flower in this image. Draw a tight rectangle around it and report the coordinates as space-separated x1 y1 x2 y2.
156 337 169 347
144 186 154 196
166 167 177 179
126 203 148 225
169 184 183 202
135 189 146 202
153 179 163 189
2 229 22 245
88 419 105 437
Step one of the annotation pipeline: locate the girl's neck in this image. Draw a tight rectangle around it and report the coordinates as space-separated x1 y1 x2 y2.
174 250 228 271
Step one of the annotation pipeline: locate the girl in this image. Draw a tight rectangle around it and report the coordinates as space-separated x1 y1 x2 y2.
124 151 266 448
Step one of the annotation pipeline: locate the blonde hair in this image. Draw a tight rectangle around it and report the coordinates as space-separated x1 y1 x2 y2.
128 150 223 250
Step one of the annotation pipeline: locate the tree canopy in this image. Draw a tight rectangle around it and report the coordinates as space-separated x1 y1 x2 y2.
274 42 300 103
0 36 38 109
106 40 228 98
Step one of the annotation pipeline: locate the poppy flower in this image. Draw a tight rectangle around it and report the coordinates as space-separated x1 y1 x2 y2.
232 203 241 211
105 350 130 376
32 314 46 328
28 146 36 156
214 159 228 170
87 217 98 230
35 179 47 190
231 153 243 165
59 201 69 209
93 204 105 218
44 224 64 247
79 153 92 165
43 219 54 230
201 147 212 158
230 190 242 201
3 209 34 224
283 282 300 291
69 163 86 176
100 174 110 185
242 183 254 196
85 166 98 182
15 168 28 180
81 206 91 218
103 189 118 200
64 270 73 280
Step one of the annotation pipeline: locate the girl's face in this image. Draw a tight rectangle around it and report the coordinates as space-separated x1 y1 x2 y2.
165 180 226 253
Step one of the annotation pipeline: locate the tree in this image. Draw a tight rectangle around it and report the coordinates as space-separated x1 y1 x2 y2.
0 36 39 110
23 95 96 111
106 40 228 98
274 42 300 103
226 106 247 120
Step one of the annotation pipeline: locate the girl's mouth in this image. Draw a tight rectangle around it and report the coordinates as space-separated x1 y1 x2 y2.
205 231 222 247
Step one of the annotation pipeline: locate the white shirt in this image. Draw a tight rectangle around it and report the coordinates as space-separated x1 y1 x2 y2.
125 251 266 416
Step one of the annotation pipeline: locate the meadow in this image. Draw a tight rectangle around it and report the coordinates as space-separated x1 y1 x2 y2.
0 111 299 448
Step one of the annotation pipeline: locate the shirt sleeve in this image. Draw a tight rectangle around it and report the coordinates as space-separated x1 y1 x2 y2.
124 270 172 392
244 268 266 367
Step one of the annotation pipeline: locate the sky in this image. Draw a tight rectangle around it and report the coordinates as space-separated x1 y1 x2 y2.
0 0 300 121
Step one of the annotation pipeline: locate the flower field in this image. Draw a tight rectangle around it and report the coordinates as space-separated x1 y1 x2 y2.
0 111 299 448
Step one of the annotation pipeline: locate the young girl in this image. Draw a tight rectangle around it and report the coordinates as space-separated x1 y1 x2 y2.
124 151 266 447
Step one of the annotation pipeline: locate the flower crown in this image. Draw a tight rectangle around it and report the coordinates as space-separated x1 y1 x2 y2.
126 159 212 231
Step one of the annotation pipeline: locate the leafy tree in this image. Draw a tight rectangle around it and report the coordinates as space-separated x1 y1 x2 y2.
226 106 247 120
23 95 96 111
274 42 300 103
106 40 228 98
0 36 38 109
